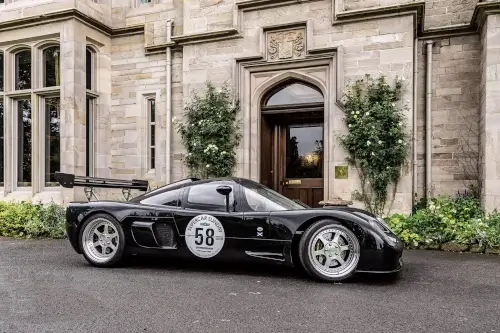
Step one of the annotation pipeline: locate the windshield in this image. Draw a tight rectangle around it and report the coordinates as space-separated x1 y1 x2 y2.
243 181 308 211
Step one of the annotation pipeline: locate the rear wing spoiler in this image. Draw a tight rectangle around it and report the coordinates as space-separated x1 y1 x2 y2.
54 172 149 201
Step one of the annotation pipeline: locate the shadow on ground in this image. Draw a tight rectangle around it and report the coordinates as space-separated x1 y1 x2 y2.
80 253 407 286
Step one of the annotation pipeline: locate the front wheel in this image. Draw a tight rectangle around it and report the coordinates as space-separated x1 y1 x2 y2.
79 214 125 267
298 220 360 282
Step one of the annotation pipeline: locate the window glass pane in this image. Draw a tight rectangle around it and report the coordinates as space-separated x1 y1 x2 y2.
151 147 155 170
265 83 323 106
15 50 31 90
44 46 60 87
86 49 92 90
150 99 155 120
187 183 234 207
17 100 32 186
0 101 3 187
0 53 4 92
149 99 155 169
86 98 93 177
45 97 60 187
286 125 323 178
141 188 181 206
151 125 155 147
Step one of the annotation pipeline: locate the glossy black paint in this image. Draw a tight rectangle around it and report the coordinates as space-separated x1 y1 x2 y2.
64 177 404 273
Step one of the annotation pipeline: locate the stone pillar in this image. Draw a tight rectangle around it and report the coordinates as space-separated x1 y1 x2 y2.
59 20 87 202
481 14 500 212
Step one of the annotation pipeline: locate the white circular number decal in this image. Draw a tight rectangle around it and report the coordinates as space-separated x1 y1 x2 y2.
185 214 225 258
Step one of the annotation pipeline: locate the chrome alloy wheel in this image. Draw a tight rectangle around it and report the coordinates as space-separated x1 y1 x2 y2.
82 218 120 264
308 226 360 278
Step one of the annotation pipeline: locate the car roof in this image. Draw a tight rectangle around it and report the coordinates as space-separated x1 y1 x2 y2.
129 177 254 202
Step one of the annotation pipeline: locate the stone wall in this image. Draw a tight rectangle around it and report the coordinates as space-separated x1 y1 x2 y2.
110 34 166 182
178 0 415 211
416 35 481 198
341 0 479 29
480 14 500 211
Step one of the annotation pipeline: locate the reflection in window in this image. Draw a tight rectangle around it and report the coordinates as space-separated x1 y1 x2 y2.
141 188 181 206
0 52 4 92
187 183 234 208
86 98 94 177
286 125 323 179
17 100 32 187
86 48 93 90
45 98 60 186
149 99 156 169
0 101 3 187
265 82 323 106
44 46 60 87
15 50 31 90
243 182 306 211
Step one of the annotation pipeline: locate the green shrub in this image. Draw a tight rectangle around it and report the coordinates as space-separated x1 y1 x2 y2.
386 194 500 250
339 73 411 216
173 81 242 179
485 211 500 247
0 201 66 239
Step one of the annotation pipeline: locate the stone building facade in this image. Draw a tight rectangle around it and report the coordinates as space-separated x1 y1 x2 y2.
0 0 499 213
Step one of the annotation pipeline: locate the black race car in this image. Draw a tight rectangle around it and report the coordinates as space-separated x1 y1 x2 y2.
55 172 403 282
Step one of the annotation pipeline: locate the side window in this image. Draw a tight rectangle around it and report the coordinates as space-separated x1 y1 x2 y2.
185 183 234 210
140 188 182 206
243 187 286 212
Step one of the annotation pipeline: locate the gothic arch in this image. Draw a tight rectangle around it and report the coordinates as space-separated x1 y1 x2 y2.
252 70 328 107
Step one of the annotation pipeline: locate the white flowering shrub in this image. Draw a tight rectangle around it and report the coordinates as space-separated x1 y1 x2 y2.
340 73 411 215
173 82 242 178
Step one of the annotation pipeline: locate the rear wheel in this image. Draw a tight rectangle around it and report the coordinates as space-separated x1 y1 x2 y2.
79 214 125 267
298 220 360 282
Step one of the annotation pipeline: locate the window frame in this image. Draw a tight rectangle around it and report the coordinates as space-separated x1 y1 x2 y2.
41 94 61 188
13 48 32 92
85 45 99 178
0 97 4 188
147 97 156 171
41 45 61 89
261 80 324 115
13 98 33 189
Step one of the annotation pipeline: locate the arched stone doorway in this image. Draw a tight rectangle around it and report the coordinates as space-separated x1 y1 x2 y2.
260 80 324 207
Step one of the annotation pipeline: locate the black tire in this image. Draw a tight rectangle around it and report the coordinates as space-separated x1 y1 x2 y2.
298 219 360 282
78 213 126 268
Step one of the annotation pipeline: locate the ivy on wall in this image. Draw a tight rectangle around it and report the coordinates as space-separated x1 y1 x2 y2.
339 73 411 216
173 82 242 179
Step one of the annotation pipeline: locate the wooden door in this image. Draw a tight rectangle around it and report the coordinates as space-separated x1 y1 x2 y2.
278 123 324 208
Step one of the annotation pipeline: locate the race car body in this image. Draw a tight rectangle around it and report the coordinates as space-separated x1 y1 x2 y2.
57 173 403 282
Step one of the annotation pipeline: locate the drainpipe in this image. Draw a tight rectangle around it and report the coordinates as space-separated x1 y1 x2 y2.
425 40 433 199
166 19 174 184
412 37 418 211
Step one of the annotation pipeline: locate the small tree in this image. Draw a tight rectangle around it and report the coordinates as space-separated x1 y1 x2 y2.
339 73 411 216
173 81 242 179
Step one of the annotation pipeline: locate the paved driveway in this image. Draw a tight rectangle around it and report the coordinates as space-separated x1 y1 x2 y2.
0 238 499 333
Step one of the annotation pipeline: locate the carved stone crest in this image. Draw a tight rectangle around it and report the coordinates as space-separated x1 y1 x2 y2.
267 28 305 61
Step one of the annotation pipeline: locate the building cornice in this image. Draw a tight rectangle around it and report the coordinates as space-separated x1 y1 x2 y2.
0 0 498 46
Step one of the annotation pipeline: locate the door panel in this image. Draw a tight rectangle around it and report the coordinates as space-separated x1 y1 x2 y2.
279 123 324 208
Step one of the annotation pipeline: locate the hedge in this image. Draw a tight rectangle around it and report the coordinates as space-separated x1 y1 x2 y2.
0 201 66 239
386 195 500 254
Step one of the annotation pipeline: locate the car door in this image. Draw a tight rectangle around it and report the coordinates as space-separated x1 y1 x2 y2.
171 180 247 259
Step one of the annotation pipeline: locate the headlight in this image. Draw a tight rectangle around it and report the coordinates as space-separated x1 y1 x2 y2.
372 217 395 233
376 217 391 229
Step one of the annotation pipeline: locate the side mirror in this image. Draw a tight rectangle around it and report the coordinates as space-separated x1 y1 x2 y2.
216 185 233 212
